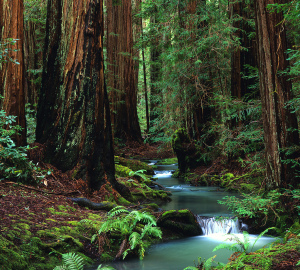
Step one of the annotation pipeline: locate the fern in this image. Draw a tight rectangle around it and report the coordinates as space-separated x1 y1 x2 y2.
108 205 129 217
53 253 84 270
128 169 148 181
213 227 276 255
92 206 162 260
203 255 217 270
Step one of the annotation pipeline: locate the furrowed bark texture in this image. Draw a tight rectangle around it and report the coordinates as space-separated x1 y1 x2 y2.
254 0 299 189
0 0 26 146
107 0 142 143
36 0 118 191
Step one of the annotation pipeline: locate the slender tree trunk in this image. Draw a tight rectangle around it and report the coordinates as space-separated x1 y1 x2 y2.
142 26 150 133
23 18 45 108
149 13 162 125
254 0 300 189
36 0 129 196
0 0 26 146
230 0 257 100
107 0 142 143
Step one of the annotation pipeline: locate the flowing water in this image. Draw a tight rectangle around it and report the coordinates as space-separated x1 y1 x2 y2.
92 162 276 270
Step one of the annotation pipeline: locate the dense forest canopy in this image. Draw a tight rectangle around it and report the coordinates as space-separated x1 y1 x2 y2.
1 0 300 269
0 0 299 193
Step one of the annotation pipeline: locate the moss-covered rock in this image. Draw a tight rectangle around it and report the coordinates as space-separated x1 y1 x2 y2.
171 128 205 173
157 209 202 237
115 156 154 175
156 157 178 165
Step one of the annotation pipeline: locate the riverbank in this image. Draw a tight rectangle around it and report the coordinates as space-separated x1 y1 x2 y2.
1 142 299 269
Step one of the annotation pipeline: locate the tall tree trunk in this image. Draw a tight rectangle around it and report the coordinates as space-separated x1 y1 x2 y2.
36 0 128 196
254 0 300 189
149 13 162 126
0 0 26 146
230 0 257 100
106 0 142 143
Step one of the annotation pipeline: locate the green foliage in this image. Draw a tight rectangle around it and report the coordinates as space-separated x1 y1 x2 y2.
219 188 300 232
25 103 37 144
0 103 50 184
184 255 224 270
213 228 275 255
218 191 282 219
91 206 162 260
53 252 85 270
53 253 115 270
128 169 148 181
0 39 19 64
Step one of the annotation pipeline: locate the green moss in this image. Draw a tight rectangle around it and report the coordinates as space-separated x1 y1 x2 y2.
156 158 178 165
57 205 68 212
115 164 132 178
45 218 58 223
115 156 154 175
162 210 176 217
0 235 28 270
67 220 80 226
47 207 74 217
117 196 131 205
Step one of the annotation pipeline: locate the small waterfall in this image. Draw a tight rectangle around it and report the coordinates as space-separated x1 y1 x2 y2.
154 171 173 177
197 216 241 235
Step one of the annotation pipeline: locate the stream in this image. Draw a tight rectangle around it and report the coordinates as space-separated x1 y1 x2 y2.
93 162 276 270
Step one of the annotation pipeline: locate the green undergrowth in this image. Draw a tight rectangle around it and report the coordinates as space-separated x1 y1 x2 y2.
185 225 300 270
216 231 300 269
155 157 178 165
182 169 264 192
115 156 171 204
115 156 154 175
0 202 102 269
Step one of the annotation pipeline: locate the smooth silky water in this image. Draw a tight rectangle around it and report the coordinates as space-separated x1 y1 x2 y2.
91 163 276 270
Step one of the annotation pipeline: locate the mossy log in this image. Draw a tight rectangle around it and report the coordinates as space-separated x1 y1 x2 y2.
69 198 117 211
157 209 202 237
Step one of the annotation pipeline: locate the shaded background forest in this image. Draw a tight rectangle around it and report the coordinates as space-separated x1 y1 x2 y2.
1 0 300 192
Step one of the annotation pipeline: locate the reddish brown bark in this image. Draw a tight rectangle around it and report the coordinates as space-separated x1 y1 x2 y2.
0 0 26 146
36 0 129 195
254 0 299 189
107 0 142 143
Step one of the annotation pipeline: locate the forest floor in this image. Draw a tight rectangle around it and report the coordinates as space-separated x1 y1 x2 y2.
1 142 299 269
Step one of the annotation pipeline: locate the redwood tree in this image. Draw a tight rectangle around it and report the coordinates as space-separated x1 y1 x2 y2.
254 0 300 189
0 0 26 146
36 0 128 195
106 0 142 143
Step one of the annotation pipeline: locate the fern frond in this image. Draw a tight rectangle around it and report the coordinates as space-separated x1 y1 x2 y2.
128 231 142 250
61 253 85 270
141 224 162 239
213 242 241 253
108 206 129 217
53 266 67 270
250 227 276 252
183 267 198 270
140 212 157 226
242 231 250 251
138 244 145 260
203 255 216 270
91 233 98 243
